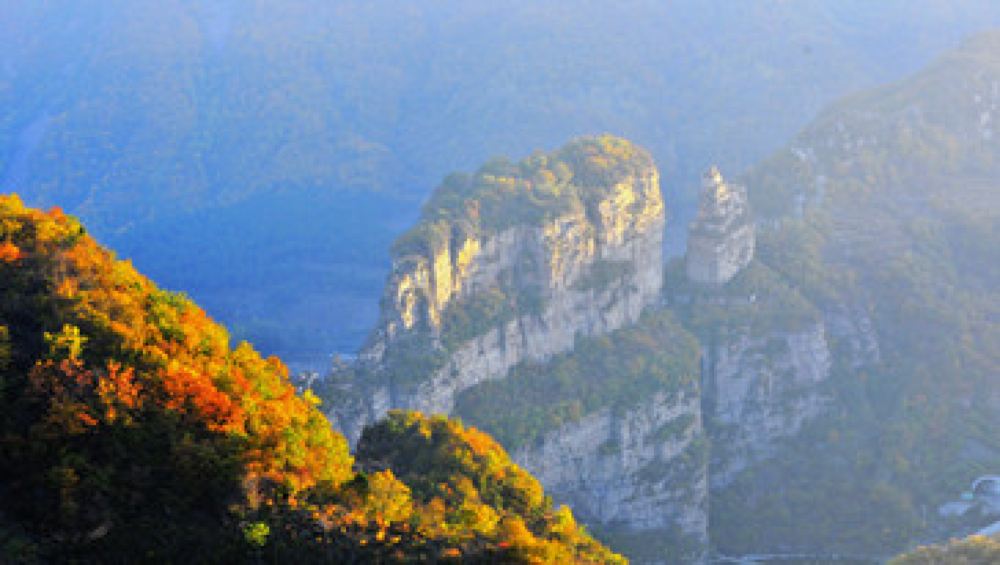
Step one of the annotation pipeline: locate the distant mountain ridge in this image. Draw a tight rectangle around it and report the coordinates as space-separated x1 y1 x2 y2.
709 30 1000 555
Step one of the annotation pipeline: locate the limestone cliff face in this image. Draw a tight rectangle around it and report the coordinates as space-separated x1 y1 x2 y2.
703 322 832 488
330 136 665 443
697 293 887 489
685 167 755 285
514 390 709 564
367 177 663 362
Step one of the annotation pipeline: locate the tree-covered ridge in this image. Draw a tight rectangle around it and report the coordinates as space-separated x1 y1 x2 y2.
453 310 700 450
0 194 619 563
746 30 1000 220
357 411 625 564
663 258 822 337
393 135 654 257
889 534 1000 564
707 32 1000 556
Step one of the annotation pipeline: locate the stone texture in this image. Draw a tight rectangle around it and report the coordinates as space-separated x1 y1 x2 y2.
685 167 755 285
331 153 665 444
322 142 874 564
514 389 709 564
699 301 880 491
703 322 832 488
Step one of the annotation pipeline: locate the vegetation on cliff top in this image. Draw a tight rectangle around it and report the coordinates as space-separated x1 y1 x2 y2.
663 258 822 337
356 135 657 390
392 135 654 257
0 194 619 563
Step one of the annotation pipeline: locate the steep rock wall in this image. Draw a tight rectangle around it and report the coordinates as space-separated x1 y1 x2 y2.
685 167 755 286
329 137 665 443
513 390 709 564
703 322 832 488
366 174 664 357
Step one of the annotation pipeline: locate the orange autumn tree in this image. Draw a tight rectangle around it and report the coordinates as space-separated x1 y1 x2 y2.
0 194 352 560
355 411 626 564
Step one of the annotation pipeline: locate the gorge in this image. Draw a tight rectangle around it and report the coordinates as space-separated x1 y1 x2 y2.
319 35 1000 556
4 6 1000 565
317 137 863 562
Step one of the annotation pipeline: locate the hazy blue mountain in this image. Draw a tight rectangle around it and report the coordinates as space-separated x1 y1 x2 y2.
4 1 1000 367
709 31 1000 555
316 32 1000 559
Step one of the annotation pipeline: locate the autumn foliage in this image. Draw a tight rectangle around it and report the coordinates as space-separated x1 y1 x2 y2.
354 411 626 564
0 194 354 559
889 534 1000 564
0 194 620 563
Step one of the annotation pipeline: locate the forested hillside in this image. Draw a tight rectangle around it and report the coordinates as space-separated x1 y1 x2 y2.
707 31 1000 554
5 1 1000 367
0 194 618 563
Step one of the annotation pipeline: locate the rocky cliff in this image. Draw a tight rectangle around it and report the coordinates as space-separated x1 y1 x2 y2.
703 321 832 487
701 35 1000 556
675 171 838 489
320 137 849 563
685 167 755 285
449 309 709 564
664 258 845 489
321 137 707 563
513 390 709 563
319 134 888 563
329 136 665 443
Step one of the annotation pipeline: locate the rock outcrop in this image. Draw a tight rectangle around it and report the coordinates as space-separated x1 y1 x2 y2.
322 137 861 564
329 136 665 443
513 390 709 564
685 167 755 285
703 321 832 487
441 307 709 563
663 257 850 492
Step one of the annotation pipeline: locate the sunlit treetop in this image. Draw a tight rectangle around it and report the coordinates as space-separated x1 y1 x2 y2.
393 135 656 256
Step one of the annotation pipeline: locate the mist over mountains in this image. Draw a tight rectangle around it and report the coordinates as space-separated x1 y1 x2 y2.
5 1 1000 367
312 31 1000 560
2 4 1000 562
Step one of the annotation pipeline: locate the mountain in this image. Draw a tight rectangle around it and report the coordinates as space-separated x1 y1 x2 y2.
327 135 665 441
318 136 715 562
0 194 619 563
321 33 1000 562
5 8 1000 560
321 137 846 562
708 31 1000 555
6 1 1000 367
